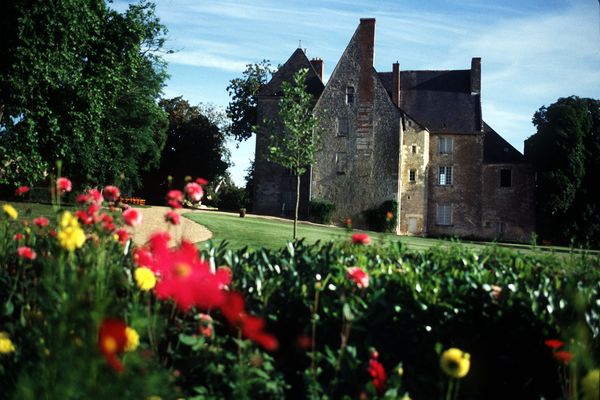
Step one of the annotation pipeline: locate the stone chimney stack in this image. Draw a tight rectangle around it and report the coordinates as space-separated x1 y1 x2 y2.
310 58 324 81
392 61 400 107
470 57 481 94
358 18 376 103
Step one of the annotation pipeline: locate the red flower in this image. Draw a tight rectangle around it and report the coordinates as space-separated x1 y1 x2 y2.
33 217 49 228
166 190 184 209
185 182 204 202
56 177 72 193
196 177 208 186
114 229 129 245
103 186 120 202
221 291 278 351
15 186 30 196
164 210 181 225
75 210 94 225
352 233 371 245
343 218 352 228
296 335 311 350
554 350 573 364
17 246 36 260
347 267 369 288
123 208 143 227
198 313 213 338
544 339 565 350
98 318 128 372
133 248 154 268
77 189 104 205
13 233 25 241
367 352 387 395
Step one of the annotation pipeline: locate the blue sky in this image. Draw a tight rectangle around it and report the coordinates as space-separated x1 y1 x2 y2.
115 0 600 187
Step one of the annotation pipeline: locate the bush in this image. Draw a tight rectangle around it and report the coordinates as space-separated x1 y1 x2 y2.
215 184 248 211
308 199 335 224
363 200 398 232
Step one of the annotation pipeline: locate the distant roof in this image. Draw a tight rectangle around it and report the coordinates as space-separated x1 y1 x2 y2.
378 70 481 134
483 122 527 163
259 48 324 98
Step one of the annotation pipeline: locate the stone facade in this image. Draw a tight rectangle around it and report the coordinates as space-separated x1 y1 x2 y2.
253 18 535 242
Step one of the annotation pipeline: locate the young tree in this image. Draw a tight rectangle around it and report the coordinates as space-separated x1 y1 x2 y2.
226 60 276 142
524 96 600 247
265 68 321 239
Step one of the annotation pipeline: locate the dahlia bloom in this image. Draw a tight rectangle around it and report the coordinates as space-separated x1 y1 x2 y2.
166 190 184 209
440 348 470 378
57 212 86 251
17 246 36 260
347 267 369 288
98 318 128 372
164 210 181 225
351 233 371 245
185 182 204 202
124 327 139 352
553 350 573 364
103 185 120 202
3 204 18 220
196 177 208 185
544 339 564 349
15 186 30 196
114 229 129 245
0 332 16 354
134 267 157 291
33 217 50 228
123 208 143 227
367 351 387 395
56 177 72 193
198 313 213 338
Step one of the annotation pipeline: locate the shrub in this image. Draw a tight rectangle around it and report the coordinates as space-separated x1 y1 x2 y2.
363 200 398 232
215 184 248 211
308 199 335 224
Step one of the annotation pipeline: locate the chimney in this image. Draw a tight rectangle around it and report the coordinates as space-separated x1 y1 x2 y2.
392 61 400 107
310 58 324 81
358 18 376 103
470 57 481 94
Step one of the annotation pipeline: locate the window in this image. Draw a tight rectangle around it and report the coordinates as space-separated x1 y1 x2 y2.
438 166 452 185
438 137 453 154
337 117 349 137
409 169 416 182
336 152 347 175
346 86 355 105
411 145 417 154
436 204 452 225
500 169 511 187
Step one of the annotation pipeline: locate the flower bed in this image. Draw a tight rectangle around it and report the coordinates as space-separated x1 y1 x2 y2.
1 180 599 399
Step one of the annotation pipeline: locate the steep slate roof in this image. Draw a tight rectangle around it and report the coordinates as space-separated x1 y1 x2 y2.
259 48 324 98
378 70 482 134
483 122 527 163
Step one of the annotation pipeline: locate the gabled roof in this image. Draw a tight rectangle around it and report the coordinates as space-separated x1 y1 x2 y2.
483 122 527 163
259 48 324 98
378 70 482 134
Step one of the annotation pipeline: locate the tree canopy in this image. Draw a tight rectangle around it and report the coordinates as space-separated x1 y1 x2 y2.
139 97 230 202
525 96 600 247
226 60 275 142
0 0 169 191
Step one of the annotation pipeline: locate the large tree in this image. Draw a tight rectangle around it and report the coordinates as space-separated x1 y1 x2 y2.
525 96 600 247
226 60 275 142
265 68 321 239
139 97 230 202
0 0 168 190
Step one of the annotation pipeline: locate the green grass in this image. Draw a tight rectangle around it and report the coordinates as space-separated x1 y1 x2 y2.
1 201 75 220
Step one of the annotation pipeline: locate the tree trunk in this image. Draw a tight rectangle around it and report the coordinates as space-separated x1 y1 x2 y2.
293 174 300 239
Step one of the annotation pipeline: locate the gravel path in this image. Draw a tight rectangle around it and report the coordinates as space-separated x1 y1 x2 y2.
128 206 212 247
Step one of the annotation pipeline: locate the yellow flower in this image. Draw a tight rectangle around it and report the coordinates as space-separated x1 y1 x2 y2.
0 332 16 354
582 369 599 400
58 226 86 251
440 348 470 378
2 204 18 220
60 211 79 229
124 326 139 352
134 267 157 291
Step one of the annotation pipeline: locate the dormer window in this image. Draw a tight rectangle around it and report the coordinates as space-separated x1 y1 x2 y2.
346 86 355 105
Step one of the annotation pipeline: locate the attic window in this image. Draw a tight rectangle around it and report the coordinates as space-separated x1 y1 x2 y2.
346 86 355 105
412 145 417 154
500 169 512 187
337 117 349 137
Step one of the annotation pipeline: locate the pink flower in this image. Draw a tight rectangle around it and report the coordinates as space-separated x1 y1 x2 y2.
165 210 181 225
198 313 213 338
17 246 36 260
351 233 371 245
56 177 72 193
33 217 49 228
115 229 129 245
123 208 143 227
367 351 387 395
347 267 369 288
103 186 120 202
166 190 183 209
196 177 208 186
13 233 25 241
15 186 30 196
133 248 154 268
100 213 115 231
185 182 204 202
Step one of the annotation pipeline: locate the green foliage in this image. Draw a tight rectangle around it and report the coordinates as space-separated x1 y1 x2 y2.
226 60 275 142
525 96 600 247
139 97 230 202
214 184 248 211
308 199 336 224
363 200 398 232
0 0 169 191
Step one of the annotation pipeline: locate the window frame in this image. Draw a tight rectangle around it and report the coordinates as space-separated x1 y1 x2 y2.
500 168 512 187
345 86 355 105
409 169 416 182
438 137 453 154
337 117 349 137
436 204 452 226
335 152 347 175
438 165 453 185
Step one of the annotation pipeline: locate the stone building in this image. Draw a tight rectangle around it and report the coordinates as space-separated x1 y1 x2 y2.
253 18 534 242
